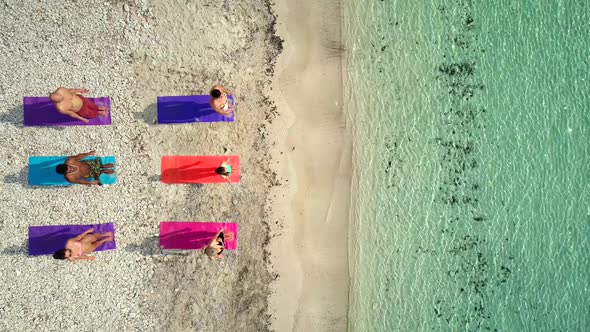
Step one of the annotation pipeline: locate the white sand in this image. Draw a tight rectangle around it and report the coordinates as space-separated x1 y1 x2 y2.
270 0 352 330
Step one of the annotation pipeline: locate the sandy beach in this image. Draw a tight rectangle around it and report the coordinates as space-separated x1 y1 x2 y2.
270 0 351 330
0 0 350 331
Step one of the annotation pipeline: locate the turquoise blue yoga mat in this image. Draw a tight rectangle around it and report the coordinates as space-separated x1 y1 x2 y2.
28 156 117 186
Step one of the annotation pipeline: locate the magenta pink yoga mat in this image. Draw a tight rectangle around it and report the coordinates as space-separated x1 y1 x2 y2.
159 222 237 250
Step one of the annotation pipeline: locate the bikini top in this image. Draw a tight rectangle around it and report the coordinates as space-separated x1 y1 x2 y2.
73 241 83 258
220 93 229 112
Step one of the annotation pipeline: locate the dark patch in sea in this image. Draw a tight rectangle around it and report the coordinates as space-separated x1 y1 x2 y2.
383 137 401 189
426 0 515 330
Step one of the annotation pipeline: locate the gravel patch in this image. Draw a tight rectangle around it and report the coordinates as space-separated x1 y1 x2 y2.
0 0 281 331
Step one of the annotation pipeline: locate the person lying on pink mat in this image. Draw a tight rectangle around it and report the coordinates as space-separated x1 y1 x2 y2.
204 228 234 260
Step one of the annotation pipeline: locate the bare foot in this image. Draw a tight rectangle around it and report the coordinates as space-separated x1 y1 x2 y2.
98 107 109 116
102 169 115 174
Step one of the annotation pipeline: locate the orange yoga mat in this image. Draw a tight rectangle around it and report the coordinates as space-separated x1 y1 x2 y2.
161 156 240 184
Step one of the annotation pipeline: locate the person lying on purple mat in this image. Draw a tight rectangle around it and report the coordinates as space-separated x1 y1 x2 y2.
49 87 109 123
209 84 234 117
204 228 234 261
53 228 113 261
55 150 115 185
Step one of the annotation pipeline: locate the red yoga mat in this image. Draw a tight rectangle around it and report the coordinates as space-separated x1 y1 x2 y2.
161 156 240 184
159 222 238 250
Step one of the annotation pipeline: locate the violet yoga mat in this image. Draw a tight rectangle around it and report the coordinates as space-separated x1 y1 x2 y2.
159 222 238 250
157 95 235 124
28 223 116 256
23 96 112 126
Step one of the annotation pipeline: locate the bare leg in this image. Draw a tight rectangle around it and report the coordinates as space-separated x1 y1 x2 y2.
95 232 113 240
88 238 112 253
102 163 115 169
84 232 112 242
102 169 114 174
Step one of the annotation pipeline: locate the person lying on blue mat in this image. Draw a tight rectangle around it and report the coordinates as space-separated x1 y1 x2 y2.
55 151 115 185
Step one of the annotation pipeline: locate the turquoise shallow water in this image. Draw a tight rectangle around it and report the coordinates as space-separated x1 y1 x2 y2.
343 0 589 331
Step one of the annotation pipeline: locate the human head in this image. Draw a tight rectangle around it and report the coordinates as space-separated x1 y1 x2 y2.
53 248 71 260
215 166 228 176
49 93 63 102
210 89 222 98
204 246 216 257
55 164 68 175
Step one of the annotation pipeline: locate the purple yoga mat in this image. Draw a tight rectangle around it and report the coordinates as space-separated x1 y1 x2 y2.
28 223 116 256
157 95 235 124
23 96 112 126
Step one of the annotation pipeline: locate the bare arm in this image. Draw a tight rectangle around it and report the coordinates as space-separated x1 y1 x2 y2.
72 151 96 161
73 228 95 241
70 255 96 261
63 110 90 123
67 177 99 186
211 103 233 116
68 88 89 94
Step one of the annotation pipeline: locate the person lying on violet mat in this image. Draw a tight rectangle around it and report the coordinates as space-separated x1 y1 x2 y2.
53 228 113 261
49 87 109 123
204 228 234 261
209 84 234 117
55 151 115 185
215 159 232 183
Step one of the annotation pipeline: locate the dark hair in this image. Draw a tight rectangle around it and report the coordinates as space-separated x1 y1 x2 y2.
215 166 228 176
55 164 68 175
210 89 222 98
53 249 67 260
204 246 216 257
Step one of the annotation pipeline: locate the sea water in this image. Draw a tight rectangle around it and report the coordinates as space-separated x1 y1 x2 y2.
343 0 589 331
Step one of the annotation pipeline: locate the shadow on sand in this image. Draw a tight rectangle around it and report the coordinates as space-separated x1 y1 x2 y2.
133 103 158 125
3 166 27 186
124 235 163 256
0 242 28 256
0 105 24 127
